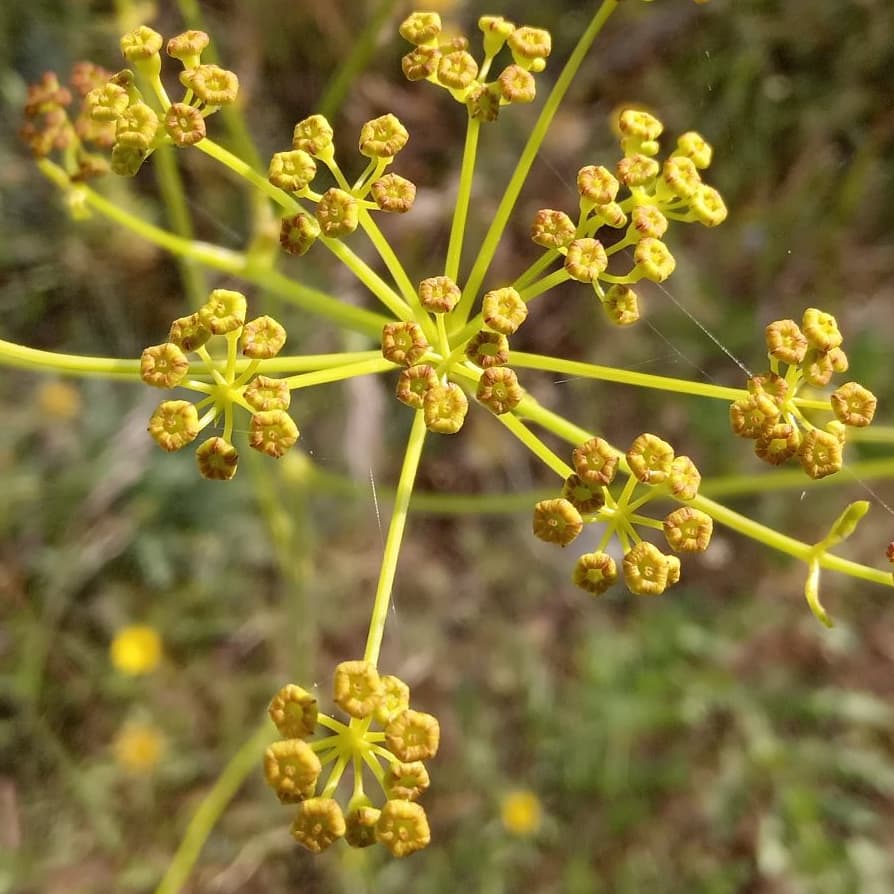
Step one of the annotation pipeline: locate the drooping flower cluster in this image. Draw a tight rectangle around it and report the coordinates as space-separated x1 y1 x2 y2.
527 109 726 326
533 433 712 598
730 308 877 478
141 289 297 480
264 663 439 857
399 12 551 120
271 112 416 256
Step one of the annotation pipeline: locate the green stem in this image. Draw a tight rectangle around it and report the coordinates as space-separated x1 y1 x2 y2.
0 339 141 378
512 351 747 402
153 720 272 894
363 411 427 666
284 357 394 389
445 116 481 282
195 139 297 211
454 0 620 324
498 412 573 479
514 248 559 291
518 268 570 303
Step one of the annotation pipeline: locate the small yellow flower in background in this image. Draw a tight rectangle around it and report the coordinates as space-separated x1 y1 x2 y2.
36 380 82 420
501 789 542 836
110 625 162 675
114 722 165 773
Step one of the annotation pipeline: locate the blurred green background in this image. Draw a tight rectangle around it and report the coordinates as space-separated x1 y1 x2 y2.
2 0 894 891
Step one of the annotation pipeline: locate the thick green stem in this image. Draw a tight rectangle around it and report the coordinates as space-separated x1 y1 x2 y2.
446 116 481 282
454 0 620 324
0 339 140 379
153 721 272 894
284 357 394 389
363 411 427 666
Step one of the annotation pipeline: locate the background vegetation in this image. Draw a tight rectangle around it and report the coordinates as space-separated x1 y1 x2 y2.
1 0 893 891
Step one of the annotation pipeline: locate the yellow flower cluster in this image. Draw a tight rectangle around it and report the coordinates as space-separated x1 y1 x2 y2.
731 309 877 478
533 433 713 598
263 662 440 857
141 290 297 480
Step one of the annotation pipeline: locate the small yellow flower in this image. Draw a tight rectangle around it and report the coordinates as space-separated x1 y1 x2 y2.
110 624 162 675
114 722 165 773
501 789 542 836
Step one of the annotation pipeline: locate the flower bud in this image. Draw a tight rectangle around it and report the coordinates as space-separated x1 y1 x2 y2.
690 186 727 226
801 307 843 351
828 346 849 373
249 409 299 458
479 15 516 56
564 238 608 283
476 366 523 415
616 154 659 187
437 51 479 91
110 143 146 177
798 429 843 480
268 149 316 193
198 288 247 334
602 284 640 326
482 287 527 335
765 319 808 365
618 109 663 142
531 209 576 250
498 65 536 103
626 432 675 485
115 101 159 151
371 173 417 213
595 201 627 229
316 187 359 237
399 11 442 45
241 315 287 359
668 455 701 500
623 541 670 596
382 321 430 367
396 364 438 409
164 102 206 147
561 474 605 514
148 400 199 451
532 498 583 547
465 330 510 369
386 760 431 802
120 25 163 61
572 551 617 595
386 709 440 762
140 342 189 388
359 114 409 159
345 806 381 848
577 165 619 206
244 375 291 412
374 674 411 725
662 156 702 199
291 798 346 853
196 436 239 481
508 26 552 65
423 382 469 434
663 507 713 553
263 739 322 803
268 684 318 739
675 131 713 169
572 437 618 486
802 348 834 387
754 423 799 466
634 238 675 282
376 800 431 858
418 275 460 314
180 64 239 106
631 205 668 239
279 212 320 256
830 382 877 428
333 660 383 719
466 82 501 122
292 115 334 156
665 554 682 587
402 45 440 81
85 82 130 122
166 30 210 65
729 396 777 439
